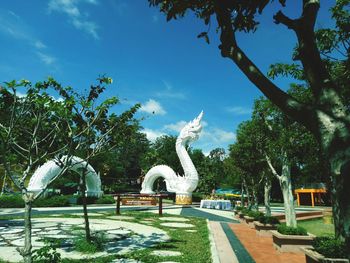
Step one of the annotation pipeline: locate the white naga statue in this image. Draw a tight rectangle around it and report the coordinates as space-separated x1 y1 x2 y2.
141 111 204 204
28 156 103 198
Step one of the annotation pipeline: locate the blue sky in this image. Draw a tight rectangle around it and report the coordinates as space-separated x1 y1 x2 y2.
0 0 334 155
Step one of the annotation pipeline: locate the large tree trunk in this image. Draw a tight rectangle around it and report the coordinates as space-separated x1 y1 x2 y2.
22 196 33 263
266 153 297 227
252 187 259 211
264 178 272 217
328 150 350 259
279 162 297 228
242 178 251 207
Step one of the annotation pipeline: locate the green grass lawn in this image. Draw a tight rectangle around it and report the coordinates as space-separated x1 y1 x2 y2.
297 218 335 236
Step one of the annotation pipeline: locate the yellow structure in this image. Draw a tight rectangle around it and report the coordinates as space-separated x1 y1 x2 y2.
175 194 192 205
294 188 327 207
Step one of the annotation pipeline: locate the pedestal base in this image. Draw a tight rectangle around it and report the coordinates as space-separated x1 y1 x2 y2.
175 193 192 205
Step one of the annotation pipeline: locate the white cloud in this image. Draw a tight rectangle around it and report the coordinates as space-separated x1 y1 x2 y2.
0 10 55 67
140 99 166 115
155 80 186 100
142 128 165 142
0 10 38 44
72 19 98 39
199 128 236 144
210 128 236 143
194 126 236 154
37 52 56 65
226 106 251 115
48 0 99 39
34 40 46 49
164 121 187 133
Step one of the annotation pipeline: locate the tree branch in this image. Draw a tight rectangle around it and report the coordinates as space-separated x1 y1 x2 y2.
265 154 281 180
213 1 319 134
273 11 297 29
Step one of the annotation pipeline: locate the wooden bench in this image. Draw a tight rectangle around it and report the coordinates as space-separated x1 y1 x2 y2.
113 193 169 216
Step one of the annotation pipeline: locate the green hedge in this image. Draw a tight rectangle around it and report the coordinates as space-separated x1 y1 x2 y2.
247 210 264 220
258 215 280 225
234 206 245 211
33 195 70 207
0 194 24 208
277 225 308 236
0 194 71 208
192 192 206 202
313 236 347 259
95 195 115 204
0 194 117 208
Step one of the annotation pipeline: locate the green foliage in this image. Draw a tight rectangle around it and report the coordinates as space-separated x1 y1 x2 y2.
33 195 70 207
151 135 183 175
0 194 24 208
73 232 106 253
313 236 347 259
247 210 264 220
277 225 308 236
258 215 280 225
192 192 205 202
32 240 61 263
76 196 98 205
95 195 115 204
268 63 304 80
149 0 277 33
234 206 245 211
239 207 250 217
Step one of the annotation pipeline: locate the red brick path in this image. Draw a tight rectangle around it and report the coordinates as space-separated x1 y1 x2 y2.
229 223 306 263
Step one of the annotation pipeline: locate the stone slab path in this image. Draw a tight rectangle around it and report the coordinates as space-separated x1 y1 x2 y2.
0 217 170 262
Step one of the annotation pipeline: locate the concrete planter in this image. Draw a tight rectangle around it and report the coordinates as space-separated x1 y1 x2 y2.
271 230 315 253
243 216 255 228
302 247 349 263
253 221 278 237
237 212 246 221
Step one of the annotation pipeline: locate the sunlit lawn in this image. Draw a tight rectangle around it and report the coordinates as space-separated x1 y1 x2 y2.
297 218 335 236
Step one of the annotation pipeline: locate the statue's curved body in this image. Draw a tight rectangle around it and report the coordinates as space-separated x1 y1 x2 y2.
28 156 103 197
141 112 203 204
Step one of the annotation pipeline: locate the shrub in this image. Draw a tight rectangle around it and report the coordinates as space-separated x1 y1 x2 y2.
32 240 61 263
313 236 347 259
235 206 245 211
192 192 205 202
258 215 280 225
76 196 98 205
74 232 106 253
277 225 308 236
95 195 115 204
247 210 264 220
33 195 70 207
0 194 24 208
240 207 250 215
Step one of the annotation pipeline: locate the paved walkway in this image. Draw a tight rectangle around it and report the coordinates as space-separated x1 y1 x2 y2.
187 208 307 263
229 223 305 263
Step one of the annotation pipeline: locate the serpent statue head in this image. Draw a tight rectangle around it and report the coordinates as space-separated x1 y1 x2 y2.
178 111 204 144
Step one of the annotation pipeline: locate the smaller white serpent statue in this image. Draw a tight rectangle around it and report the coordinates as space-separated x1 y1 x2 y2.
141 111 204 204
